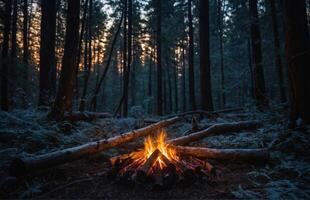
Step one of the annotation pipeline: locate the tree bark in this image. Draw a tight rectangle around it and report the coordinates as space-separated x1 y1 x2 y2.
168 120 261 146
270 0 286 103
156 0 163 116
75 0 89 102
188 0 196 111
23 0 29 82
0 0 12 111
283 0 310 125
39 0 57 106
79 0 93 112
217 0 225 108
50 0 80 120
199 0 213 111
173 146 269 162
9 116 180 176
249 0 268 108
11 0 17 58
122 0 132 117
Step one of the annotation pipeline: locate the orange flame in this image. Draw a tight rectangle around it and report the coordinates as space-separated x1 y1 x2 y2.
131 130 179 169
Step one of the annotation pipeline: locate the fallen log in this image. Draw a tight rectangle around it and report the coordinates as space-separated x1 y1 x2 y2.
9 117 180 177
168 120 261 146
173 146 269 162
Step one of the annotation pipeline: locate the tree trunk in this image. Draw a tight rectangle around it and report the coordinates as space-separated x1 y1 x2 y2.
122 0 132 117
188 0 196 111
79 0 93 111
199 0 213 111
283 0 310 125
174 54 178 112
50 0 80 120
181 42 186 112
148 51 153 97
247 38 254 98
270 0 286 103
217 0 225 108
11 0 17 58
121 0 128 116
249 0 268 108
39 0 57 106
23 0 29 82
0 0 12 111
9 0 18 102
156 0 163 116
75 0 89 103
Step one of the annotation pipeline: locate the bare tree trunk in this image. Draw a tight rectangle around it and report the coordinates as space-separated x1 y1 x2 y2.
122 0 132 117
188 0 196 111
11 0 17 58
23 0 29 82
181 42 186 112
247 38 254 98
249 0 268 109
156 0 163 116
166 56 173 113
79 0 93 111
75 0 89 103
270 0 286 103
10 0 18 102
148 51 153 97
217 0 225 108
0 0 12 111
283 0 310 125
39 0 57 106
174 53 179 112
50 0 80 120
199 0 213 111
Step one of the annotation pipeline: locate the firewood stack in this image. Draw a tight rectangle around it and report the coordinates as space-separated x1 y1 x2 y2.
107 148 216 189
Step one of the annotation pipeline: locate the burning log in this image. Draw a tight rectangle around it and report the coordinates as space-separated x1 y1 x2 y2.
168 120 261 146
173 146 269 163
139 149 161 174
9 117 180 177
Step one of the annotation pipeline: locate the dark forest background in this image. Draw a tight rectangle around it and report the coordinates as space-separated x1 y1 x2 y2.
0 0 309 123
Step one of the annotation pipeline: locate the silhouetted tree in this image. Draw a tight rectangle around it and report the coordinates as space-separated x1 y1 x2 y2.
39 0 57 106
199 0 213 111
283 0 310 125
0 0 12 111
249 0 268 108
50 0 80 119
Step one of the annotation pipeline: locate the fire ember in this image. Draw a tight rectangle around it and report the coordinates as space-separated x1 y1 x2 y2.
108 130 215 189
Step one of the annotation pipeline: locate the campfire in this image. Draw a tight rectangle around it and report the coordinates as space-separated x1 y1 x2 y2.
108 130 215 188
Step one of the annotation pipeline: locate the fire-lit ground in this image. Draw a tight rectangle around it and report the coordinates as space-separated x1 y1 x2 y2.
0 107 309 199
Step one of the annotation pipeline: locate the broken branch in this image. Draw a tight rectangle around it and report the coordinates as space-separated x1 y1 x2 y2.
168 120 261 146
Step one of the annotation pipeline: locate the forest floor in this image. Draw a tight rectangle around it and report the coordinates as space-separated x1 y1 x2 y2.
0 106 309 199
